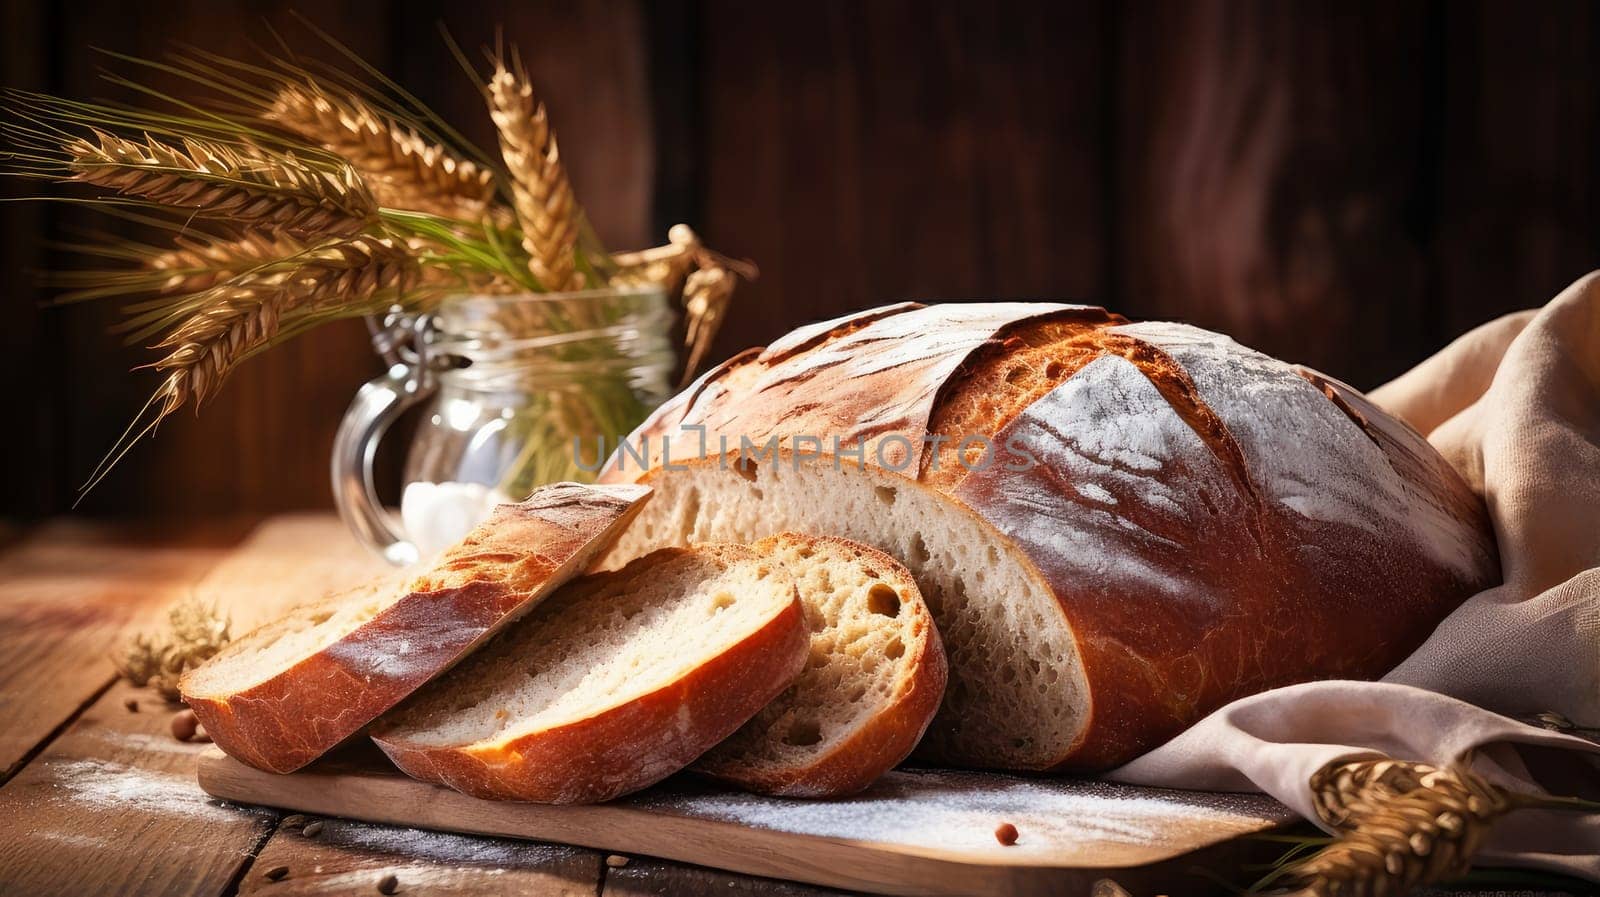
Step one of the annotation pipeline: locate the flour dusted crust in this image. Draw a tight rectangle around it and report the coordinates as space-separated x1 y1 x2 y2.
601 303 1499 771
181 482 651 774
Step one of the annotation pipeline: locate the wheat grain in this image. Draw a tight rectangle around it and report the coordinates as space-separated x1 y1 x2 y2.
147 231 306 294
1283 759 1515 896
67 130 377 235
266 83 497 220
151 235 417 416
680 262 739 385
487 59 583 291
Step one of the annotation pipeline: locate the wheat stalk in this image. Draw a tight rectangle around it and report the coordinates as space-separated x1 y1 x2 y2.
150 235 417 416
67 130 378 235
681 263 737 385
147 231 307 294
1277 756 1595 896
266 82 497 221
487 58 583 292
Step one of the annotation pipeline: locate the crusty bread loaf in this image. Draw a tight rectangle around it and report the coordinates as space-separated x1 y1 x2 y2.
599 302 1501 771
182 482 649 774
371 544 809 803
695 533 946 797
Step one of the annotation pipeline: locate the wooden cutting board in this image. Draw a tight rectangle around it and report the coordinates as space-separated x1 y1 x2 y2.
196 516 1296 896
200 745 1291 896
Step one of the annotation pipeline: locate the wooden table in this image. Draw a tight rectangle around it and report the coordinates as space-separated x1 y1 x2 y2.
0 517 1581 897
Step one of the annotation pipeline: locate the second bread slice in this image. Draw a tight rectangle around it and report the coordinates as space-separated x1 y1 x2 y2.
371 543 809 803
695 533 946 796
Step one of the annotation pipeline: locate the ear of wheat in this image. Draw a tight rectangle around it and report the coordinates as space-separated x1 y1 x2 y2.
1268 756 1600 897
67 130 378 235
266 81 498 221
487 56 584 292
146 231 308 295
148 234 418 417
3 35 749 497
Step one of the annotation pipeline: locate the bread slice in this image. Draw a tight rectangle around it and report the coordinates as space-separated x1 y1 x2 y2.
695 533 946 797
181 482 650 773
371 544 809 803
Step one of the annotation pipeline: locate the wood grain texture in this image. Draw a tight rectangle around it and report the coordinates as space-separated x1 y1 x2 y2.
1117 0 1434 387
603 857 858 897
199 749 1290 897
697 0 1110 364
0 518 251 781
1432 0 1600 337
185 513 392 632
0 680 277 897
238 815 602 896
0 0 59 516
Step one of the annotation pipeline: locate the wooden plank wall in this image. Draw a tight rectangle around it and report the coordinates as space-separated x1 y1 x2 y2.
2 0 1595 519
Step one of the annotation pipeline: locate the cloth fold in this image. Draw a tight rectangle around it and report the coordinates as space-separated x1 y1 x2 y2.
1110 272 1600 878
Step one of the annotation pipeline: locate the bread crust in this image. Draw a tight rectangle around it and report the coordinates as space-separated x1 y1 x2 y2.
371 547 810 803
601 303 1501 771
181 482 650 774
695 534 948 797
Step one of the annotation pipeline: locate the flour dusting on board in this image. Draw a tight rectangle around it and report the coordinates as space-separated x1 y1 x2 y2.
638 769 1286 853
321 818 588 867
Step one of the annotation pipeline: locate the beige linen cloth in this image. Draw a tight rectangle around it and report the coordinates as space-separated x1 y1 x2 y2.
1111 272 1600 878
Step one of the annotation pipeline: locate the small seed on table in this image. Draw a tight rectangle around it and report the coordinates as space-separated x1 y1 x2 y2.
170 709 199 742
282 814 306 828
377 872 399 894
302 820 324 838
123 698 139 713
606 854 629 868
262 865 289 881
994 822 1019 846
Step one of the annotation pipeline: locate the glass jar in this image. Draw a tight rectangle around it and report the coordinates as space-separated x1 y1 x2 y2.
333 286 676 564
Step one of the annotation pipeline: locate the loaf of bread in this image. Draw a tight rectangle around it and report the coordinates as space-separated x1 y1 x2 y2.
600 302 1500 771
695 532 946 797
371 544 809 803
181 482 649 773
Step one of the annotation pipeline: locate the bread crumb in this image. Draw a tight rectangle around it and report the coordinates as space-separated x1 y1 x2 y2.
606 854 630 868
994 822 1019 846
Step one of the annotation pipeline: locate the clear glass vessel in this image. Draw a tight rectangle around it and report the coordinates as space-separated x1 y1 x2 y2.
333 286 676 564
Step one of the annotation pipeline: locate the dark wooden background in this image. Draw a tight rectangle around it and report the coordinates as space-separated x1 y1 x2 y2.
1 0 1595 519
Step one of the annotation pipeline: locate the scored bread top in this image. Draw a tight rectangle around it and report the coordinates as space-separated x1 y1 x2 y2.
695 533 946 797
599 301 1502 770
371 544 810 803
181 481 651 774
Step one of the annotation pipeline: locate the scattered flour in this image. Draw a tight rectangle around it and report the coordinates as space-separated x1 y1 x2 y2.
44 758 269 821
319 819 584 867
635 769 1286 854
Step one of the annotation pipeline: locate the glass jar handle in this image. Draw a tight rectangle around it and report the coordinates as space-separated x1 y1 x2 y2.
332 315 437 566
